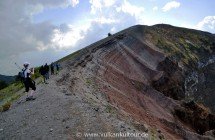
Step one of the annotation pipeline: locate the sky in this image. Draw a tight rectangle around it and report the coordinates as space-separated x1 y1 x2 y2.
0 0 215 75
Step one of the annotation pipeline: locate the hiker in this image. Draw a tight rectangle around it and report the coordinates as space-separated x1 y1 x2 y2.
51 62 55 75
44 63 50 80
39 65 48 84
56 63 60 74
23 62 36 101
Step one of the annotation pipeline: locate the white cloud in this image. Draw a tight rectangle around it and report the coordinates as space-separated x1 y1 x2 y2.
70 0 79 7
89 0 116 14
22 35 46 51
111 27 116 33
93 17 118 24
104 0 116 7
89 0 103 14
51 25 85 49
162 1 180 12
89 0 146 27
196 16 215 33
74 0 146 53
0 0 79 75
153 6 158 11
116 0 144 18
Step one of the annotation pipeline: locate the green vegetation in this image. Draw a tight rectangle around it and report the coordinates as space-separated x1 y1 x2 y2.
0 82 23 101
37 77 43 85
57 50 80 62
0 67 41 112
86 78 92 85
150 128 156 140
85 77 99 94
0 80 8 90
2 102 11 112
105 104 116 114
147 26 214 69
0 81 23 112
31 67 41 80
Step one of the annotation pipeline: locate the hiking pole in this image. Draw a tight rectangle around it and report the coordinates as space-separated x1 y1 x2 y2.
15 62 22 70
15 62 25 86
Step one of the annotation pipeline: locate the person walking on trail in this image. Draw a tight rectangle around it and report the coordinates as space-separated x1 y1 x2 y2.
23 62 36 101
51 62 55 75
39 65 48 84
44 63 50 80
56 63 60 74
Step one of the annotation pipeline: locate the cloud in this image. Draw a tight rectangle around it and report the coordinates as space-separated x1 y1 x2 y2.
0 0 76 75
25 0 74 15
89 0 106 14
153 6 158 11
74 20 121 49
28 0 72 8
70 0 146 54
88 0 146 31
51 24 85 49
196 16 215 33
162 1 180 12
0 2 59 58
87 0 146 32
93 17 119 24
89 0 145 23
89 0 116 14
70 0 79 7
116 0 144 18
104 0 116 7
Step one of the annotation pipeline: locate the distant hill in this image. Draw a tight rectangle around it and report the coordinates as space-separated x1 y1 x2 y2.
0 74 16 84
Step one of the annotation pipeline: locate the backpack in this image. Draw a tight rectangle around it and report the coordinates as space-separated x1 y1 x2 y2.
17 69 26 82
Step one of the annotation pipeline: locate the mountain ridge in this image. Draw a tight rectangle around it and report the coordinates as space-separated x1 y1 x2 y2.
58 24 215 139
0 74 15 84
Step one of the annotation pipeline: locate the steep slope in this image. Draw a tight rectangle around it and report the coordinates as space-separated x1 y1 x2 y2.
59 24 215 139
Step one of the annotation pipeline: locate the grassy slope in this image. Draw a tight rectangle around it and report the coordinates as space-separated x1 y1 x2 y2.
0 67 41 112
146 25 215 69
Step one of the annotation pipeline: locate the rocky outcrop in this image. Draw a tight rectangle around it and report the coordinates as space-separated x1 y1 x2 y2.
184 56 215 112
175 101 215 135
196 61 215 112
152 57 185 100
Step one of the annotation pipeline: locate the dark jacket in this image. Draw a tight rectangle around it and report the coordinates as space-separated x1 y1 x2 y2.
44 64 49 73
39 66 46 75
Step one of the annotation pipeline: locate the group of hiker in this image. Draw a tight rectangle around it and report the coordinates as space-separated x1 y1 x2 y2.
39 62 60 84
19 62 61 101
50 62 60 75
39 63 49 84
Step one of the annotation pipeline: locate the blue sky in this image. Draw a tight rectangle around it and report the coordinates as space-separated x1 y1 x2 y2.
0 0 215 75
33 1 91 25
32 0 215 29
